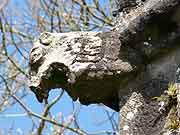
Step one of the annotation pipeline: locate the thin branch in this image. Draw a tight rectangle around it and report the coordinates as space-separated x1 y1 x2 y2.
0 17 28 77
105 111 118 131
73 0 113 27
2 13 29 60
0 75 37 128
37 90 64 135
12 94 86 135
0 0 10 12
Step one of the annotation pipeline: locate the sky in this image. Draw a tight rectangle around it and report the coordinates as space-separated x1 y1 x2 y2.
0 90 118 134
0 0 118 135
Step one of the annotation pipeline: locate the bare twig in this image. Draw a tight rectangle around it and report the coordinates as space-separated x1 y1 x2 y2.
0 0 10 12
37 90 64 135
0 17 28 77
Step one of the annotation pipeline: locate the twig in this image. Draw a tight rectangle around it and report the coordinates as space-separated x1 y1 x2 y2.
37 90 64 135
0 17 28 77
105 111 118 132
11 94 86 135
0 0 9 12
0 75 37 128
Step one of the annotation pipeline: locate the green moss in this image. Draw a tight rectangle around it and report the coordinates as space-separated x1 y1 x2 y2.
167 106 179 130
167 83 178 99
153 83 177 104
153 83 179 130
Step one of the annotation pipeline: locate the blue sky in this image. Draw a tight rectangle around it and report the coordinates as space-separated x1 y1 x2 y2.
0 90 118 134
0 0 118 134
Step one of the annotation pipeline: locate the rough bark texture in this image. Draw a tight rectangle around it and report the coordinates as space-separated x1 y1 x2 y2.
29 0 180 134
